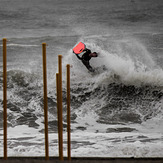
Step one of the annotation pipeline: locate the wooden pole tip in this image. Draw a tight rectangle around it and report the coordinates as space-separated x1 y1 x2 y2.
3 38 7 42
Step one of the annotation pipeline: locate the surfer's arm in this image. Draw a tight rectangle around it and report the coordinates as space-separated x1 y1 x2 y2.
75 53 82 60
73 50 82 60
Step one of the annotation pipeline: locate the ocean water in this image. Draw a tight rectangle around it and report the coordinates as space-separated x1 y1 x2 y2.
0 0 163 157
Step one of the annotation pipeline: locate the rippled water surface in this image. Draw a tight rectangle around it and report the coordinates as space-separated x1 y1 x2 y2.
0 0 163 157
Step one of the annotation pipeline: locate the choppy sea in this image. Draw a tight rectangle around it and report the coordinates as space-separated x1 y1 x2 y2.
0 0 163 157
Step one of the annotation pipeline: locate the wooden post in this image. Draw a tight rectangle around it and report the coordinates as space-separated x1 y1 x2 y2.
67 64 71 161
3 38 7 160
56 73 60 158
42 43 49 160
58 55 63 160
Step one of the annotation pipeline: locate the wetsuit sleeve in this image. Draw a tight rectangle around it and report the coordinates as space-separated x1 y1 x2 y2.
75 53 82 60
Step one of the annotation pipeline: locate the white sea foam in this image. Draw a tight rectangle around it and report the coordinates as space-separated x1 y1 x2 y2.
0 125 163 157
67 36 163 87
0 44 39 47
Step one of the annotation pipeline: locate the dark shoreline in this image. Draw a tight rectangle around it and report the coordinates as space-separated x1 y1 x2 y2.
0 157 163 163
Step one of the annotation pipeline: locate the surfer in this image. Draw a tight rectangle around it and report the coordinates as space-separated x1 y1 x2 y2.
73 42 98 72
75 48 97 72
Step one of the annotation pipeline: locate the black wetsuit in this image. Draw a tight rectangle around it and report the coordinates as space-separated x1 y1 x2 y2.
75 49 94 72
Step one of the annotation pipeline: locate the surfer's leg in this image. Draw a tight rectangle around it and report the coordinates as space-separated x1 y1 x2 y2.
88 67 95 72
82 60 94 72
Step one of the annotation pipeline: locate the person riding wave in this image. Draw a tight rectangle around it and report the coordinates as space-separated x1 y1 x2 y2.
74 48 98 72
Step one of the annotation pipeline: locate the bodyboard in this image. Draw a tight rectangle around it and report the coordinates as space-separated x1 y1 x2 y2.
73 42 86 54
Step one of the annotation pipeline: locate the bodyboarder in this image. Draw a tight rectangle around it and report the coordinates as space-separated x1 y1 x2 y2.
73 42 98 72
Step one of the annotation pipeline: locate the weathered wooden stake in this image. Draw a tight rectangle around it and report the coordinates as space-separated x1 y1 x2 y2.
3 38 7 160
42 43 49 160
67 64 71 161
58 55 63 160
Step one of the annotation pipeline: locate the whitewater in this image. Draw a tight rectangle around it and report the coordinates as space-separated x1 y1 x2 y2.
0 0 163 158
